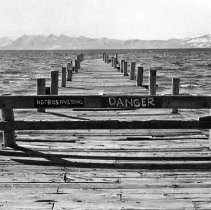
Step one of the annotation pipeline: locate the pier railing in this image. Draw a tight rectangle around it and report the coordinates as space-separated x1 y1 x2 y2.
0 95 211 148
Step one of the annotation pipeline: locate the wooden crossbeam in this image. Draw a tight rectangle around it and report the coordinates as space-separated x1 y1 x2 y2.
0 120 210 130
0 95 211 109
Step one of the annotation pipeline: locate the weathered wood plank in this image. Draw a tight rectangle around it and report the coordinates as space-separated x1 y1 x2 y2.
0 120 210 130
0 95 211 109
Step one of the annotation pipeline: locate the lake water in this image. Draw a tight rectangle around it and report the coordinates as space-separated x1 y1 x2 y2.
0 49 210 96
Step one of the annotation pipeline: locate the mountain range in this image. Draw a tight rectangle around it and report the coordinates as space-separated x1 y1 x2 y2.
0 34 211 50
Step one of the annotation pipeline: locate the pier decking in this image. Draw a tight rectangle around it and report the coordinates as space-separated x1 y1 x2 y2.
0 59 211 210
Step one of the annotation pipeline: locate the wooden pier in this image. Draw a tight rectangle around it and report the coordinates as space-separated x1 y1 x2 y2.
0 58 211 209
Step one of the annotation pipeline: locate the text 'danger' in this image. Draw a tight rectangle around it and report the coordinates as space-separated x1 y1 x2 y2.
108 97 158 108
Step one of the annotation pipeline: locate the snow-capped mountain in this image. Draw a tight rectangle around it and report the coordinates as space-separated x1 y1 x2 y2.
0 34 211 49
184 34 211 48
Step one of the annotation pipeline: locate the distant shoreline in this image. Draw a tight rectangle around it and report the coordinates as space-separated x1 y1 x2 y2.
1 34 210 50
0 48 211 51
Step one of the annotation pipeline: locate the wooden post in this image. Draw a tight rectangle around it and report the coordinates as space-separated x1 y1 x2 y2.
1 108 16 147
61 67 66 87
120 60 124 73
129 62 136 80
37 78 46 112
78 59 80 69
76 56 80 69
111 57 114 67
78 54 82 62
115 53 118 61
67 63 73 81
149 69 157 95
209 109 211 150
51 70 59 95
80 54 83 62
113 58 117 69
172 78 180 114
67 69 72 81
75 59 78 73
45 87 51 95
136 66 143 86
123 61 128 76
107 55 110 64
103 53 105 61
104 54 107 63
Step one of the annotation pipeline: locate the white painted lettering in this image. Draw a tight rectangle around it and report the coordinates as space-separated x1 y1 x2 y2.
125 99 133 107
148 98 155 106
109 98 116 106
36 99 41 105
141 98 147 107
134 99 141 108
116 98 124 107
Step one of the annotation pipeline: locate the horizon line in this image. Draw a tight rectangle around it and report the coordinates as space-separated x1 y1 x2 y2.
0 33 211 41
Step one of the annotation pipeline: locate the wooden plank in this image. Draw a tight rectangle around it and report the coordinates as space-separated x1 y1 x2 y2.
16 129 203 137
53 201 194 210
0 120 210 130
0 95 211 109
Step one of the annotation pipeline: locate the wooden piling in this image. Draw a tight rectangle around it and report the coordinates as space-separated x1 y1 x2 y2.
129 62 136 80
67 63 73 81
107 55 110 64
76 56 80 69
77 55 80 62
115 53 118 61
172 78 180 114
103 53 105 61
136 66 143 86
67 69 72 81
209 109 211 150
75 59 79 73
149 69 157 95
37 78 46 112
78 59 81 69
123 61 128 76
120 60 124 73
113 58 117 69
61 67 67 87
45 87 50 95
1 108 16 147
105 54 107 63
51 71 59 95
111 57 114 67
79 54 82 62
77 54 83 62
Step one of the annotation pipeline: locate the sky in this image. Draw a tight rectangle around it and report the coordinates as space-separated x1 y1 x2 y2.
0 0 211 40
